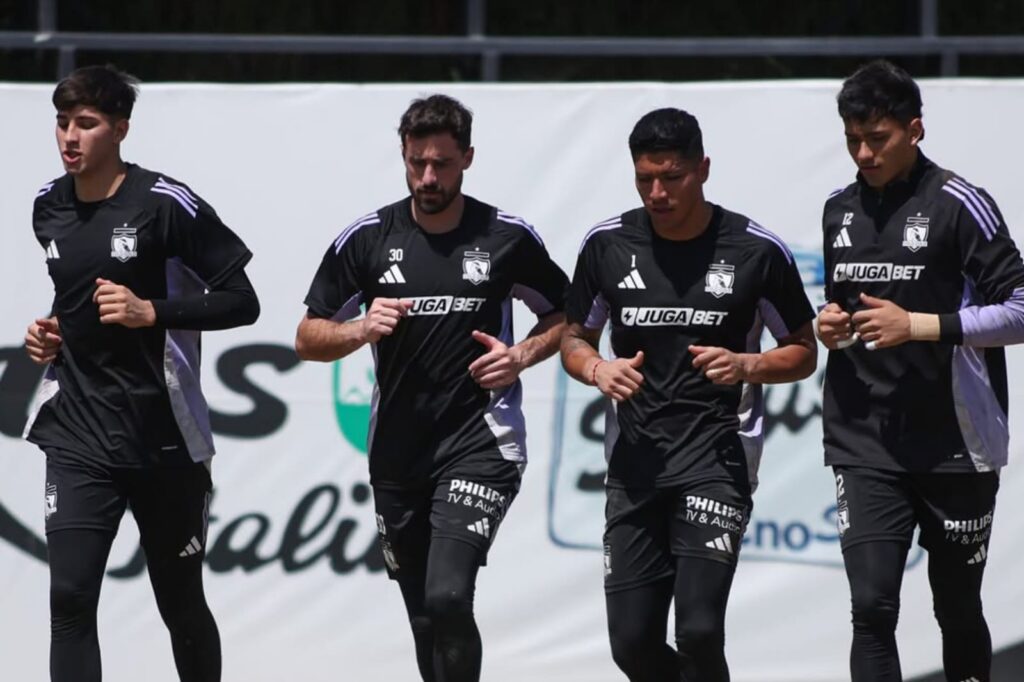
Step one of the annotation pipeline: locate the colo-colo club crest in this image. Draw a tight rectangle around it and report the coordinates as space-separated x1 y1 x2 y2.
462 250 491 285
111 225 138 262
704 262 735 298
902 214 930 252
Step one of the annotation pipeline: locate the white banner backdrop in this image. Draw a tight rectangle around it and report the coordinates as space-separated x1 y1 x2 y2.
2 80 1024 681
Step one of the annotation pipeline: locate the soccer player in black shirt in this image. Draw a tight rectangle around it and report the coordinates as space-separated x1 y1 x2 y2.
295 94 568 682
561 108 817 681
22 65 259 682
817 60 1024 682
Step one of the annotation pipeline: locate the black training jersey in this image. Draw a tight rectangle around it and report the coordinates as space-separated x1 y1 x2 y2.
822 154 1024 473
567 205 814 490
24 164 252 467
304 196 568 488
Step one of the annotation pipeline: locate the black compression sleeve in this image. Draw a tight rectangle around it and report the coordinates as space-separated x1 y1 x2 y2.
151 268 260 331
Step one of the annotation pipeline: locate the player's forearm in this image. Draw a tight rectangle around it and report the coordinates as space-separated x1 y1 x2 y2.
513 313 566 369
744 326 817 384
295 315 367 362
151 290 259 331
929 287 1024 347
560 326 603 386
151 267 260 331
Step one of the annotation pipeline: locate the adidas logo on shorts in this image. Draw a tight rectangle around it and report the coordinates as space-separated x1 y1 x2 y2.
705 533 734 555
966 545 987 566
179 536 204 557
467 518 491 539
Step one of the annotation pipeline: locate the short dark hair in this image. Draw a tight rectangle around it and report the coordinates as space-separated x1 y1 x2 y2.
398 94 473 152
837 60 923 125
52 64 139 120
628 108 704 161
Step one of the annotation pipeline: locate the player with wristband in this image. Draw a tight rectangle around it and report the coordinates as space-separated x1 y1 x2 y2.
561 108 816 681
818 60 1024 682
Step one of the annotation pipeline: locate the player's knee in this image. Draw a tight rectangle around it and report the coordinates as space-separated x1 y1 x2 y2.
423 585 474 626
675 614 725 655
409 614 433 637
608 623 664 675
50 577 100 632
150 577 212 634
850 587 900 634
933 592 984 632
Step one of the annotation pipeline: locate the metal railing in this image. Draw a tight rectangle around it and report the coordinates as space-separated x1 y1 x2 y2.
4 0 1022 80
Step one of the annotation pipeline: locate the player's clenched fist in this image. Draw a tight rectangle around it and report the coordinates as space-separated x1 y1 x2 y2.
689 345 752 385
361 298 412 343
93 278 156 328
816 302 856 350
24 316 62 365
468 330 525 389
593 351 645 402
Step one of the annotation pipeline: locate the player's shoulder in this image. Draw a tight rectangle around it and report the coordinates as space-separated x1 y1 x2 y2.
932 164 999 209
930 165 1004 237
329 205 388 256
32 174 72 210
491 203 546 246
576 210 635 254
823 180 858 212
725 207 795 265
133 165 209 219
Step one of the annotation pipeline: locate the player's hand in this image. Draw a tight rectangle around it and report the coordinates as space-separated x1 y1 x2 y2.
468 330 525 389
361 298 412 343
851 293 911 350
594 351 645 401
93 278 156 328
24 317 62 365
817 302 856 350
688 345 752 385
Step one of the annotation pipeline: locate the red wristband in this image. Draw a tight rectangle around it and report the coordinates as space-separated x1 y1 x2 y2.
589 359 605 386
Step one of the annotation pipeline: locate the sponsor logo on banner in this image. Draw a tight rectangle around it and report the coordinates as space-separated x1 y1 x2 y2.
549 248 923 568
333 348 375 455
0 341 385 578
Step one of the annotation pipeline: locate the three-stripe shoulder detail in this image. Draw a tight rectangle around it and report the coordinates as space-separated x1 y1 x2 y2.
150 177 200 218
36 181 56 199
941 177 1001 241
746 220 794 264
496 210 544 246
578 216 623 254
333 211 381 254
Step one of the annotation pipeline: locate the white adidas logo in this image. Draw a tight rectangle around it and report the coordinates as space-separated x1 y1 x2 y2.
705 533 734 555
617 269 646 289
45 241 60 260
704 532 737 552
967 545 987 566
832 227 852 248
378 264 406 284
178 536 203 557
467 518 491 539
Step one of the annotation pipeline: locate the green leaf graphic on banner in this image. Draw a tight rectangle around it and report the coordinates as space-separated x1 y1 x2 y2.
332 355 375 455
